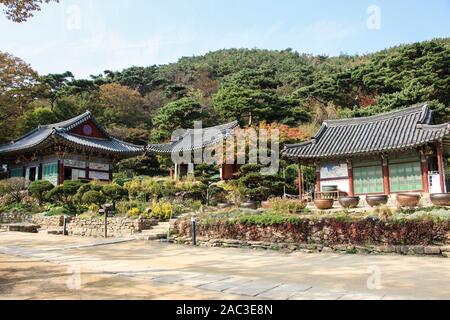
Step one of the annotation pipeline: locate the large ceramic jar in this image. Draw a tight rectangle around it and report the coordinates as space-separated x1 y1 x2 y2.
430 193 450 206
338 196 360 209
240 200 258 210
396 194 421 208
366 195 389 207
314 198 334 210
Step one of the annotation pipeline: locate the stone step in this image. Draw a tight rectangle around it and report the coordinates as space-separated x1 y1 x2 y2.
2 223 39 233
135 221 171 241
135 232 168 240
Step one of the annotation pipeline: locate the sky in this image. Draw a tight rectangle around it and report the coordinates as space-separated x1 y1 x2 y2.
0 0 449 78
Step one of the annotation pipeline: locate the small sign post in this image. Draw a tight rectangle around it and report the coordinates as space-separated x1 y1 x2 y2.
104 206 108 238
63 215 68 236
191 216 196 246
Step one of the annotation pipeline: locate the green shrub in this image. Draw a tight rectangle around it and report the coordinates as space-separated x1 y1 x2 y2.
239 164 263 175
234 213 304 226
116 200 146 216
127 207 142 218
81 190 106 207
268 197 307 214
375 206 396 221
151 200 173 220
46 180 85 206
28 180 54 205
88 204 100 213
236 167 285 202
124 177 176 200
207 185 227 204
102 184 128 209
44 206 70 216
73 183 102 204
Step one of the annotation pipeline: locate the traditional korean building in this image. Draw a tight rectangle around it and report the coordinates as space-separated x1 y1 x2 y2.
147 121 239 180
0 111 145 185
283 103 450 197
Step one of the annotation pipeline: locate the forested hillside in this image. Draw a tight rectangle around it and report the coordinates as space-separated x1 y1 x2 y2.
1 38 449 149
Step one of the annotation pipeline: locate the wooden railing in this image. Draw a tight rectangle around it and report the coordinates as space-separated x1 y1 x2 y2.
314 191 347 200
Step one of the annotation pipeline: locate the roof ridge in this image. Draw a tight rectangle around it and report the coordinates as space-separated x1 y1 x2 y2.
325 103 427 127
56 131 145 148
45 111 92 130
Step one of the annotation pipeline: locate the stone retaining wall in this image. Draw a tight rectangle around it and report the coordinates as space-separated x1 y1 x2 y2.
0 212 157 238
63 216 157 238
173 217 450 256
0 212 31 224
172 236 450 257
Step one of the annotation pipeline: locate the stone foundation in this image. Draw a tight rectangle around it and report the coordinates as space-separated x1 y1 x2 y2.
0 212 157 238
174 217 450 257
172 236 450 257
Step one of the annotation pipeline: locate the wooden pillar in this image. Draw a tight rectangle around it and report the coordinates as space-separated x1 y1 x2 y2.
382 156 390 195
38 163 43 180
347 160 354 196
437 142 445 193
420 153 429 193
297 159 303 197
174 163 178 181
315 164 321 193
57 160 64 185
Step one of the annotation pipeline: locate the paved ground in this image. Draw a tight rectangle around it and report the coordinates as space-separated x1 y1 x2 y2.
0 232 449 300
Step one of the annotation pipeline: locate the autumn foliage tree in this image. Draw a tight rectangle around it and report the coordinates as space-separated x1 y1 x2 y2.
98 83 147 126
0 51 39 142
0 0 58 22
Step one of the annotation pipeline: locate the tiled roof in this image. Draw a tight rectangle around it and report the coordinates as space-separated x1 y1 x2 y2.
0 111 145 155
283 103 450 160
147 121 239 154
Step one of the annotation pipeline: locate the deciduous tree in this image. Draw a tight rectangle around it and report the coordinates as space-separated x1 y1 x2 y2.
0 0 58 22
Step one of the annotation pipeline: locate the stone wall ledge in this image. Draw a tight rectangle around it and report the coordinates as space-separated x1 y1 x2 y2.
172 236 450 257
0 212 158 238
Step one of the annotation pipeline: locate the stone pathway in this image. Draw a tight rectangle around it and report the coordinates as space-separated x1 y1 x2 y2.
2 232 450 300
0 238 417 300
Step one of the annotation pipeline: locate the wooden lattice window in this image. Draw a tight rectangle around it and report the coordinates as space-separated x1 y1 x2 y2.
43 163 58 185
389 162 423 192
354 165 384 194
10 167 23 178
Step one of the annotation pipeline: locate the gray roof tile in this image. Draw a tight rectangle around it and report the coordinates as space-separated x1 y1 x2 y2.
0 111 145 155
283 103 450 160
147 121 239 154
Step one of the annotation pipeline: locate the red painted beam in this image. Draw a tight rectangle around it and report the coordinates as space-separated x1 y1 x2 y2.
316 165 321 193
382 157 390 195
421 154 429 193
347 160 354 196
437 142 445 193
297 159 303 197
